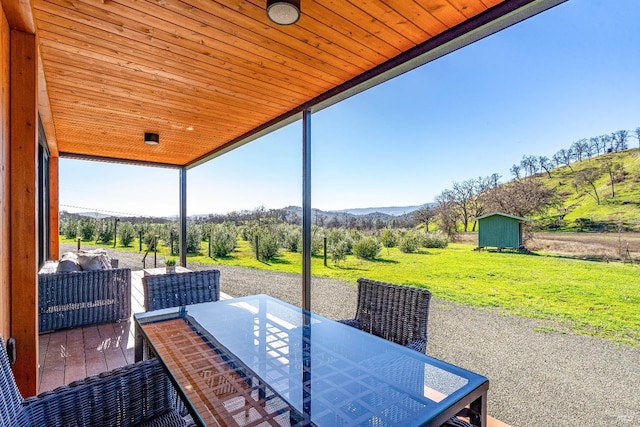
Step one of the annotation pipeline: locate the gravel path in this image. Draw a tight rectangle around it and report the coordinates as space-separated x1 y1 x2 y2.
64 244 640 426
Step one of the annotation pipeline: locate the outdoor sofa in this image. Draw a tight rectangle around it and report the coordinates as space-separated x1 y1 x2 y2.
38 250 131 333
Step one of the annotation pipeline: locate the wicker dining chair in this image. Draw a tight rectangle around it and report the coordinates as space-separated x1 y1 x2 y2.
0 337 193 427
338 278 432 353
142 269 220 311
339 279 475 427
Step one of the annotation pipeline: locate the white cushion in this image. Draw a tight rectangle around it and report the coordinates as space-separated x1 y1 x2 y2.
57 253 81 272
77 249 112 271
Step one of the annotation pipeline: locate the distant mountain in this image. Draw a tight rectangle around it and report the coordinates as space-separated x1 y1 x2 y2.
337 203 435 216
61 203 436 224
63 210 111 219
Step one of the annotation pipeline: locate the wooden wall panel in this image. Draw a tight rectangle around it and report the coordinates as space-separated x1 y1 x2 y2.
0 5 10 342
10 29 38 397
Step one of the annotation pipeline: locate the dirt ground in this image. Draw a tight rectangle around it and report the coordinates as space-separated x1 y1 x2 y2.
457 231 640 262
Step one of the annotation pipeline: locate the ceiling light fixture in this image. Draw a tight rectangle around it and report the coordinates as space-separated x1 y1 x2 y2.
144 132 159 145
266 0 300 25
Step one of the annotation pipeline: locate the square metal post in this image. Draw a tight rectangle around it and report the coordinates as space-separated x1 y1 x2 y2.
179 167 187 267
302 110 312 312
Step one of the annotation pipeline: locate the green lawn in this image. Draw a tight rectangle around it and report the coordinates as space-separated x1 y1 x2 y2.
63 237 640 346
196 240 639 346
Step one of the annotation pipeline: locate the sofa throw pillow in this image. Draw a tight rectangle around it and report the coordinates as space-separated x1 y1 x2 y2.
57 252 82 272
78 249 112 271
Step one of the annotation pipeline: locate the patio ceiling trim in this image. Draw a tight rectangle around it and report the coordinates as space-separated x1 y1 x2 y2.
59 152 181 170
186 0 567 170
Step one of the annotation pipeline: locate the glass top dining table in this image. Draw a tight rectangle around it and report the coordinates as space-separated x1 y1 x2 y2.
134 294 488 427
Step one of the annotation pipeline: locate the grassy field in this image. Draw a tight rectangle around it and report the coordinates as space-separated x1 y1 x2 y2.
191 239 639 346
63 236 640 346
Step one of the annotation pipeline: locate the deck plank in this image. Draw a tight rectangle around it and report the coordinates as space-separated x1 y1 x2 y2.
97 322 128 371
64 327 87 384
83 325 108 377
38 331 50 390
39 330 66 392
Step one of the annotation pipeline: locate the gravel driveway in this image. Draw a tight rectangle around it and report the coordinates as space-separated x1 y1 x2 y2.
63 244 640 426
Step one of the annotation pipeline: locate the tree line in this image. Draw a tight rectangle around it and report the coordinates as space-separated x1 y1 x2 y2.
427 126 640 236
60 214 449 264
510 128 638 180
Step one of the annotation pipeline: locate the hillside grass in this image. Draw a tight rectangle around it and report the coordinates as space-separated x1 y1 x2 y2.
538 149 640 230
190 239 639 347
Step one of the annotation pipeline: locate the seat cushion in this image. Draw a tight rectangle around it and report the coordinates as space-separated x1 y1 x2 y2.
77 249 112 271
57 252 82 272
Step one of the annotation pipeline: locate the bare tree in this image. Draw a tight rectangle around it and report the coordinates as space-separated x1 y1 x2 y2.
449 179 479 232
600 134 612 153
413 206 436 232
482 179 557 218
487 173 501 188
435 192 459 239
589 137 602 156
538 156 553 178
601 158 624 198
610 130 629 152
520 155 539 177
510 164 522 179
574 168 601 205
470 176 493 231
634 127 640 151
551 151 563 168
557 148 574 172
571 139 588 162
584 140 594 159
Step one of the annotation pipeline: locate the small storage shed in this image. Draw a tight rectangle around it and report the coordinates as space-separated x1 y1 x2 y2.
476 212 530 250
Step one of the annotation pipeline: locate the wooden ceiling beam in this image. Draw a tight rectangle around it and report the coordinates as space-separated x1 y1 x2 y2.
37 51 57 156
2 0 35 33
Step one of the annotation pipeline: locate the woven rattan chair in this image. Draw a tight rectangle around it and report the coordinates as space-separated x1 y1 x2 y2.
338 278 431 353
340 279 474 427
142 269 220 311
0 337 193 427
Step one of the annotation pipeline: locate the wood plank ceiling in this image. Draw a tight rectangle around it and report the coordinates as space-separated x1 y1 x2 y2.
32 0 505 167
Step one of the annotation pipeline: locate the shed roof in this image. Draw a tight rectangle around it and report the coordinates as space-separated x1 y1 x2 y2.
476 212 531 222
10 0 566 167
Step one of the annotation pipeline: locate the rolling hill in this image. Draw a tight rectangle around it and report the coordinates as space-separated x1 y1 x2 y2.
532 148 640 231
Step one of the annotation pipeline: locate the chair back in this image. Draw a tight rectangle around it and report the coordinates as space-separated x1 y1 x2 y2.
143 269 220 311
0 338 29 427
354 278 431 351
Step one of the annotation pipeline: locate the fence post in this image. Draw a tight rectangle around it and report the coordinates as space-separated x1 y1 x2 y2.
77 237 81 252
255 235 259 261
170 234 174 256
323 237 327 267
139 231 143 252
153 235 158 268
208 232 212 258
113 218 119 248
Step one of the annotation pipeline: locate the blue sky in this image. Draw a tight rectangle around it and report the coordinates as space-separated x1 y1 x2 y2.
60 0 640 217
